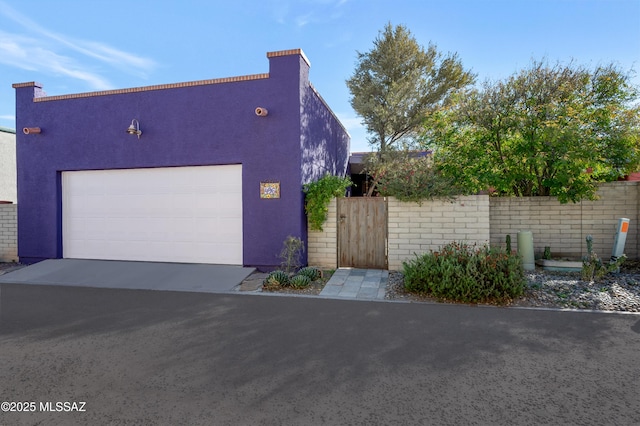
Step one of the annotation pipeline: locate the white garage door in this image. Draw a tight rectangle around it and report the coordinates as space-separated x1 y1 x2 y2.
62 165 243 265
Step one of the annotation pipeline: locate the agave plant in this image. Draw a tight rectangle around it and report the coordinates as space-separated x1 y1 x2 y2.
263 270 290 289
297 266 322 281
290 274 311 289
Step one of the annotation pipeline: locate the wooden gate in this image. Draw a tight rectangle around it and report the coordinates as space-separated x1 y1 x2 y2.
338 197 387 269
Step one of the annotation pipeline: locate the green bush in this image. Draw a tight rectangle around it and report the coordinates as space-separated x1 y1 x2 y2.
303 173 353 231
374 155 461 203
403 242 525 304
290 274 312 289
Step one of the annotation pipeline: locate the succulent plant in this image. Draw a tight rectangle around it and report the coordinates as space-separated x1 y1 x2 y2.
263 270 290 289
297 266 322 281
290 274 311 289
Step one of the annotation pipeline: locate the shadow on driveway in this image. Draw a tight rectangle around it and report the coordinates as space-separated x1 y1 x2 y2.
1 283 639 425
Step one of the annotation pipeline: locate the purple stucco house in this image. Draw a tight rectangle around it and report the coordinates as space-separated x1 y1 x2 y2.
13 49 349 269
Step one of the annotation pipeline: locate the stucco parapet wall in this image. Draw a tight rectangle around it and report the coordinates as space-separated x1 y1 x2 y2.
12 47 349 150
13 49 311 103
16 74 269 103
272 48 346 135
308 82 349 136
11 81 42 89
267 48 311 66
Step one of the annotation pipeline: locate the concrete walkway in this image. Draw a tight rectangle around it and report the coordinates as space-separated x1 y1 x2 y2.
0 261 389 301
0 259 255 293
319 268 388 300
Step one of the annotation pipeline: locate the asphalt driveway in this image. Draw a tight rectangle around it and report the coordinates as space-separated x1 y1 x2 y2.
1 283 639 425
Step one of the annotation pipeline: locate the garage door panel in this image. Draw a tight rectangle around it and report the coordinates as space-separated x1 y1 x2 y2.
216 218 243 234
194 243 241 264
63 165 243 264
215 192 243 206
83 218 107 239
195 206 241 218
168 218 195 233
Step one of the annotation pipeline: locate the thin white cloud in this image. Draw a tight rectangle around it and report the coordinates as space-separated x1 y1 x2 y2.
295 13 312 27
44 54 113 91
82 41 156 73
0 34 37 70
275 0 350 27
0 115 15 121
0 0 156 86
0 31 114 90
271 0 290 24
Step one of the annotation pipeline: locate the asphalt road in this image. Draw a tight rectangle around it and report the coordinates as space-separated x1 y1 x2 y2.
1 283 639 425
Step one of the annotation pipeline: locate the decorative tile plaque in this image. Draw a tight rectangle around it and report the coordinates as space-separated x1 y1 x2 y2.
260 182 280 199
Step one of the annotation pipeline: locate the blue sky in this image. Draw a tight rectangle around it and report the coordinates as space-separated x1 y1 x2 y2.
1 0 638 152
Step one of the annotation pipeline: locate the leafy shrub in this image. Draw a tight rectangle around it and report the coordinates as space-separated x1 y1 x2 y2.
365 151 462 203
297 266 322 281
290 274 312 289
263 270 290 289
303 174 353 231
403 242 525 304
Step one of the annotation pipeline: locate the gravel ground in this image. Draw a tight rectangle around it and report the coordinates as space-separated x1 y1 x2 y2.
260 270 333 295
0 262 24 274
386 260 640 312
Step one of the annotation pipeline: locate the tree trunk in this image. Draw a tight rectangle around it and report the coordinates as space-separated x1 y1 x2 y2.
366 178 378 197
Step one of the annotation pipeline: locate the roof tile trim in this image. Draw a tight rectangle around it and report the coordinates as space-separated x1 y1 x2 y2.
267 48 310 67
25 73 270 103
11 82 42 88
14 49 309 103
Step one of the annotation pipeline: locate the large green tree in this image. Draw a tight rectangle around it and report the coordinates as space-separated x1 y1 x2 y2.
346 23 474 153
425 60 640 202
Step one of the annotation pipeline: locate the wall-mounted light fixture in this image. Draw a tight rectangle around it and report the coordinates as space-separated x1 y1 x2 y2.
126 119 142 139
23 127 41 135
255 107 268 117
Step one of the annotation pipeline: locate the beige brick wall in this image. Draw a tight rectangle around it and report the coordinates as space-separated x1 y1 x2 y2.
307 181 638 271
489 182 639 260
0 203 18 262
0 129 17 203
387 195 491 270
307 198 338 269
